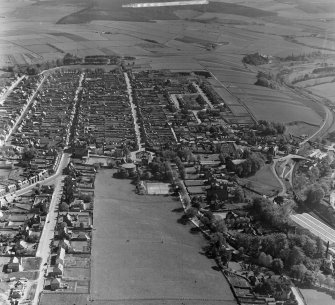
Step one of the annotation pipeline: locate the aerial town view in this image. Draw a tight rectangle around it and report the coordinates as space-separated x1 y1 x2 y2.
1 0 335 305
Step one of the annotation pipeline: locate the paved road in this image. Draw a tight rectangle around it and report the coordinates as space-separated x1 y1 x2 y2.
270 154 310 197
271 159 287 197
291 287 307 305
8 153 71 199
300 104 332 146
32 175 64 305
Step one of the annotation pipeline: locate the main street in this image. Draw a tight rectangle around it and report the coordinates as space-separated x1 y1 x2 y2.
32 175 64 305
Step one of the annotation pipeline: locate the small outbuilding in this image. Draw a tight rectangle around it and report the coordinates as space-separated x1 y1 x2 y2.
50 278 61 291
7 257 23 273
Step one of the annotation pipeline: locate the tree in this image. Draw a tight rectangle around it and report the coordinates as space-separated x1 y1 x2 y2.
258 252 268 267
303 270 316 286
185 207 197 219
291 264 307 281
287 246 305 267
63 176 75 204
233 186 244 203
258 252 273 268
253 280 276 295
22 146 36 162
325 275 335 287
213 219 227 235
315 237 325 258
316 271 326 286
59 202 70 212
305 184 325 206
219 247 232 266
272 258 284 274
302 237 317 258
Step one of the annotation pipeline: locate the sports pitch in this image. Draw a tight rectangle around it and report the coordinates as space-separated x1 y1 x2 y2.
90 169 236 304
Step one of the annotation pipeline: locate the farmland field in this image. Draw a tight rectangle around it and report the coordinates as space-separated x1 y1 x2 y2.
309 82 335 100
90 169 236 304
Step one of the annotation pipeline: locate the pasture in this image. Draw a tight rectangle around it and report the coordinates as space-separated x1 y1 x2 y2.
90 169 236 303
309 82 335 100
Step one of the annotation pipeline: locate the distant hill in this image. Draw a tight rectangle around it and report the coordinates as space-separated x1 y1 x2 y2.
56 0 277 24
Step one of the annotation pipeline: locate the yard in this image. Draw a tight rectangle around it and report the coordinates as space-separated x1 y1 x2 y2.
90 168 236 304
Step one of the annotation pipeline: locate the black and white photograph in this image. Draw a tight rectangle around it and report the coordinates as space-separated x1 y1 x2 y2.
0 0 335 305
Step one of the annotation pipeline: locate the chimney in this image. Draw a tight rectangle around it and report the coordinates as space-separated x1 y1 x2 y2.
326 241 329 258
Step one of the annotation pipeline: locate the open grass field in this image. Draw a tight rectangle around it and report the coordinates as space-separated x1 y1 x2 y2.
90 169 236 304
240 164 281 197
301 289 335 305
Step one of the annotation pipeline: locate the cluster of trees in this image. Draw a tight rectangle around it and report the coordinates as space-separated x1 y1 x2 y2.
255 71 278 89
146 148 202 181
22 146 36 162
255 120 286 135
147 158 176 181
242 53 270 66
226 152 265 177
278 51 321 62
253 277 292 298
8 52 83 76
294 158 335 225
232 197 325 280
305 183 327 207
312 66 335 74
62 176 76 204
252 197 295 230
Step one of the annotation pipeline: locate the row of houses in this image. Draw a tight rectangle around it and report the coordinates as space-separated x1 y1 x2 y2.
0 75 42 145
0 70 82 197
74 69 137 154
46 162 95 292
